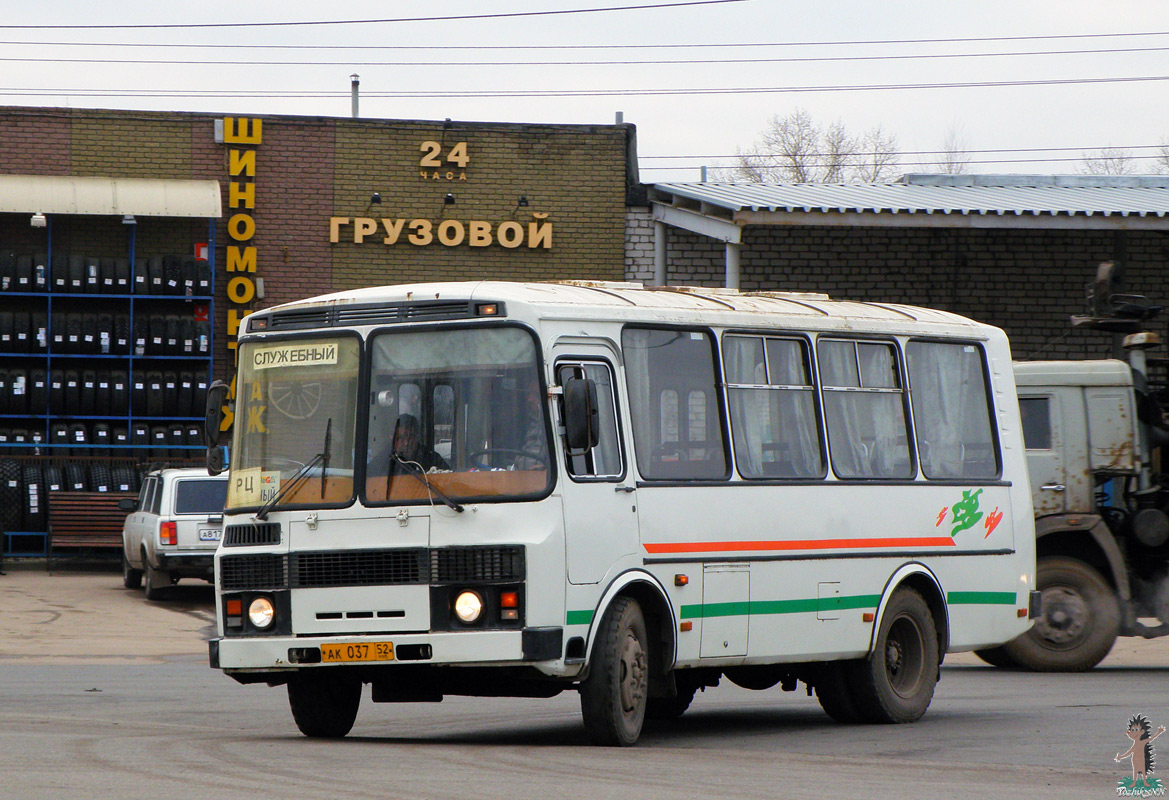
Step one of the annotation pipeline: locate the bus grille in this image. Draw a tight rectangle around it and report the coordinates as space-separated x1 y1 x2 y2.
222 522 282 547
432 546 525 584
291 549 428 588
218 546 526 591
219 554 288 590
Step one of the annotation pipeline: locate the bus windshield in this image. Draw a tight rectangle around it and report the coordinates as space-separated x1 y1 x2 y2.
364 325 551 504
227 336 361 511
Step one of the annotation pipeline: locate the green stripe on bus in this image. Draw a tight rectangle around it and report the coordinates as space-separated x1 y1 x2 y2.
566 610 594 626
947 591 1016 605
680 594 882 620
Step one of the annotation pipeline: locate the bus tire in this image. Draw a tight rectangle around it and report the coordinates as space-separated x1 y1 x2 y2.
973 646 1018 669
287 670 362 738
580 596 649 746
1001 556 1119 672
815 661 864 723
849 586 938 724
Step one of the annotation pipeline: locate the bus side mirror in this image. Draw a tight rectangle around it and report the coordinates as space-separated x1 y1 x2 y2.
204 380 230 447
206 445 227 477
563 377 599 453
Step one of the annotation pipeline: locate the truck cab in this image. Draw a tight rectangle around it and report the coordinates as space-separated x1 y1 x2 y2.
1002 357 1169 670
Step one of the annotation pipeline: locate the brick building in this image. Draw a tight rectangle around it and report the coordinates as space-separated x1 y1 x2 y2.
0 105 635 556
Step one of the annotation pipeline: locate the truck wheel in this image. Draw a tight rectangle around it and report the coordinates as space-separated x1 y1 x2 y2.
973 646 1018 669
288 670 362 738
1003 556 1119 672
848 587 939 723
580 596 649 745
122 552 142 589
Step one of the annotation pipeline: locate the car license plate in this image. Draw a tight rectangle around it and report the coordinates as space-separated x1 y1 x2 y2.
320 641 395 663
199 528 222 541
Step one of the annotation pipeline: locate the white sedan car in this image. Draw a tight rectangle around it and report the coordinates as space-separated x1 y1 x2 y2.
121 468 228 599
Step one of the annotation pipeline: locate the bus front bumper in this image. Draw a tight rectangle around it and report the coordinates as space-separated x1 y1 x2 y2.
209 626 564 672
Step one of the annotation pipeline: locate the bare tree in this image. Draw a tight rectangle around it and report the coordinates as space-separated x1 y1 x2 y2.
1080 147 1135 175
935 123 971 175
855 124 900 182
1155 138 1169 174
734 108 901 183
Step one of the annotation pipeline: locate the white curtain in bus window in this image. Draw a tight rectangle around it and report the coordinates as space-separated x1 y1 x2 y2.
906 341 998 479
818 339 912 479
723 335 823 478
621 328 727 480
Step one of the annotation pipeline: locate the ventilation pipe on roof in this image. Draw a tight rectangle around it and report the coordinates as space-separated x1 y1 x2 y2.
351 74 360 118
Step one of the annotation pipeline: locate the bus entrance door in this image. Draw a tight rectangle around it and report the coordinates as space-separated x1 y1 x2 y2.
555 349 639 585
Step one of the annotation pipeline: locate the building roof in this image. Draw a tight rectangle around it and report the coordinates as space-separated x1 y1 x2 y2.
649 174 1169 234
0 175 222 218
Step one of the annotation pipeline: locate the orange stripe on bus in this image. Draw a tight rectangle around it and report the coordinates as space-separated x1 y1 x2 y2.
643 536 958 554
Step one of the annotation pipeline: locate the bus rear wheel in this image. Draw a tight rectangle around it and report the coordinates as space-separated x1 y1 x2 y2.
287 670 362 738
1002 556 1119 672
580 596 649 746
849 587 938 724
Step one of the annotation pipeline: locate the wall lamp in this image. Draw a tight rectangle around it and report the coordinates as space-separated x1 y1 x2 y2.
444 193 456 205
30 212 46 228
517 195 529 208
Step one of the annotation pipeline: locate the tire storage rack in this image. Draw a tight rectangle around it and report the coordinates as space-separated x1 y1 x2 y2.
0 215 216 558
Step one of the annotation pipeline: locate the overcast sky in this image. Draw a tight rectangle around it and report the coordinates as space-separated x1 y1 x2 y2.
2 0 1168 182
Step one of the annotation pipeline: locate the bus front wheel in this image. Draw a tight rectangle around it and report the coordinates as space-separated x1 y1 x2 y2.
580 596 649 746
287 670 362 738
849 587 938 724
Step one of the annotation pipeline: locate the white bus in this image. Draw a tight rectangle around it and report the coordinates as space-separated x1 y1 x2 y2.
207 280 1038 746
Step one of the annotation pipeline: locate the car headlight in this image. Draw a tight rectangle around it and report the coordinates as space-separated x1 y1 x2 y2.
454 591 483 623
248 596 276 629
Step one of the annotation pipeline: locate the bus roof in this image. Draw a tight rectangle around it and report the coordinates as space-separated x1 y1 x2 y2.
247 281 999 338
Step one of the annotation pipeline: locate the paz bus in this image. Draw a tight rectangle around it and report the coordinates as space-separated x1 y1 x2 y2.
205 280 1038 746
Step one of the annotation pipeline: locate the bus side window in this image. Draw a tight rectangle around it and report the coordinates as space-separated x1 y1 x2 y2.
557 362 623 479
622 326 728 480
906 340 1000 479
818 339 913 480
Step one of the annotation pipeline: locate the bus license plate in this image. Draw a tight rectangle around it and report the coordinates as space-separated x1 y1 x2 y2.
320 642 394 663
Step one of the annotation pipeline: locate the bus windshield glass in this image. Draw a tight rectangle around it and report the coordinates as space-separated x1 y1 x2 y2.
365 325 551 504
227 336 361 511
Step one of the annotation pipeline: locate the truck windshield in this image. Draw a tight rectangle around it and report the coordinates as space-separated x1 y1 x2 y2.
226 337 360 511
365 325 551 504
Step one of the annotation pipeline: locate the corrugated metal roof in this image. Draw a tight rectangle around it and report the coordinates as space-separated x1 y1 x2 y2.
0 175 222 217
650 174 1169 220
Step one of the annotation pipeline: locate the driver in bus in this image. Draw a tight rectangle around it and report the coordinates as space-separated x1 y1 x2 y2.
370 413 450 476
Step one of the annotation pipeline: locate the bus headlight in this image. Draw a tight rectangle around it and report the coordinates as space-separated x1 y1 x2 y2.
454 591 484 623
248 596 276 629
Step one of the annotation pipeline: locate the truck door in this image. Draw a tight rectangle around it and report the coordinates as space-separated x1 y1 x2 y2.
1021 389 1087 515
553 345 639 585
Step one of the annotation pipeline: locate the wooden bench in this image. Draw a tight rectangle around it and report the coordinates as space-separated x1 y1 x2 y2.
48 492 135 559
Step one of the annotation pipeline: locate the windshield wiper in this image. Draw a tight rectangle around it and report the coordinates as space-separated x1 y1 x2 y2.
390 453 464 513
256 418 334 520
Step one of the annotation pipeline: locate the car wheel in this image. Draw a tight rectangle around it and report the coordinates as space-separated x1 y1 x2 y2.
122 551 142 589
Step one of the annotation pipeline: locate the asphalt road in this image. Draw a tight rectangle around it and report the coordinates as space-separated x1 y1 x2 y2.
2 566 1167 800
